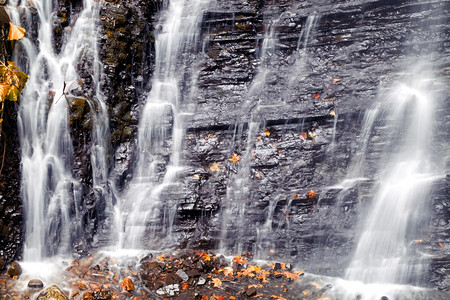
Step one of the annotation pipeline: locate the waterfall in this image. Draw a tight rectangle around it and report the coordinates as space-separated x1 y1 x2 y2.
16 0 106 260
118 0 207 249
345 65 441 284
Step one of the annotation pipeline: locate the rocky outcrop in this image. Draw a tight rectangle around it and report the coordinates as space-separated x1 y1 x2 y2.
0 101 22 270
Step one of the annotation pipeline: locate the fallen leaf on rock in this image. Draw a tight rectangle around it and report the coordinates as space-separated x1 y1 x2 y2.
293 194 299 199
199 252 211 261
414 240 423 244
306 190 317 198
210 162 220 172
271 296 287 300
233 256 248 265
223 267 234 278
122 277 135 292
314 93 320 99
254 172 261 179
310 282 320 289
211 277 222 287
193 174 200 180
300 133 307 140
439 243 444 248
332 78 341 83
264 130 271 137
330 110 336 117
229 153 241 163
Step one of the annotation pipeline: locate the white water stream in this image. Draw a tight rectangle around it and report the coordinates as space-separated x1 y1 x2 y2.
345 66 442 285
118 0 207 249
16 0 108 260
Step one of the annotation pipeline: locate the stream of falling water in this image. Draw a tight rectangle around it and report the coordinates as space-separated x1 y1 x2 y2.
16 0 108 260
344 65 441 285
118 0 207 249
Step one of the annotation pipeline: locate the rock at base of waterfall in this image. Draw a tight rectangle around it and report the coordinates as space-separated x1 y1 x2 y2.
176 269 189 282
38 285 68 300
245 286 257 296
156 284 180 296
121 277 134 292
6 262 22 278
27 279 44 289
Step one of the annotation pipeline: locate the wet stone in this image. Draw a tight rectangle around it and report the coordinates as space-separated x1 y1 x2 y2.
176 269 189 282
245 286 257 296
27 279 44 289
156 284 180 296
38 284 68 300
6 262 22 278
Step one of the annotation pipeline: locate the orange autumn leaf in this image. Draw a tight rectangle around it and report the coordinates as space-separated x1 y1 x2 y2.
8 22 26 40
229 153 241 163
439 243 444 248
271 296 287 300
300 133 307 140
314 93 320 99
211 277 222 287
283 272 299 281
230 297 236 300
0 84 10 101
306 190 317 198
264 130 271 137
121 277 135 292
253 294 264 298
302 290 308 295
223 266 234 278
181 282 189 291
330 110 336 117
232 256 248 265
332 78 341 83
200 252 211 261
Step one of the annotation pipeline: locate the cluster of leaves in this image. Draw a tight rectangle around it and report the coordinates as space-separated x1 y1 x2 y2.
0 60 28 105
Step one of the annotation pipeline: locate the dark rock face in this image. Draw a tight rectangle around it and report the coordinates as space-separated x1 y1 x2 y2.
0 101 22 269
91 0 449 289
1 0 448 292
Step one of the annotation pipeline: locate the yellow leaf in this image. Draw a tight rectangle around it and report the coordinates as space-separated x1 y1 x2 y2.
332 78 341 83
228 153 241 163
8 22 26 40
264 130 270 137
210 162 220 172
0 119 3 123
6 85 20 102
193 174 200 180
330 110 336 117
308 132 316 140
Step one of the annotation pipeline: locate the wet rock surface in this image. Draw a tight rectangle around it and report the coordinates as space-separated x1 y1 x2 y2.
2 251 450 300
0 0 448 294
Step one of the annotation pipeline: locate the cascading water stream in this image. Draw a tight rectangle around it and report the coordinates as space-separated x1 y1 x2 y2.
345 67 441 285
118 0 207 249
16 0 107 260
